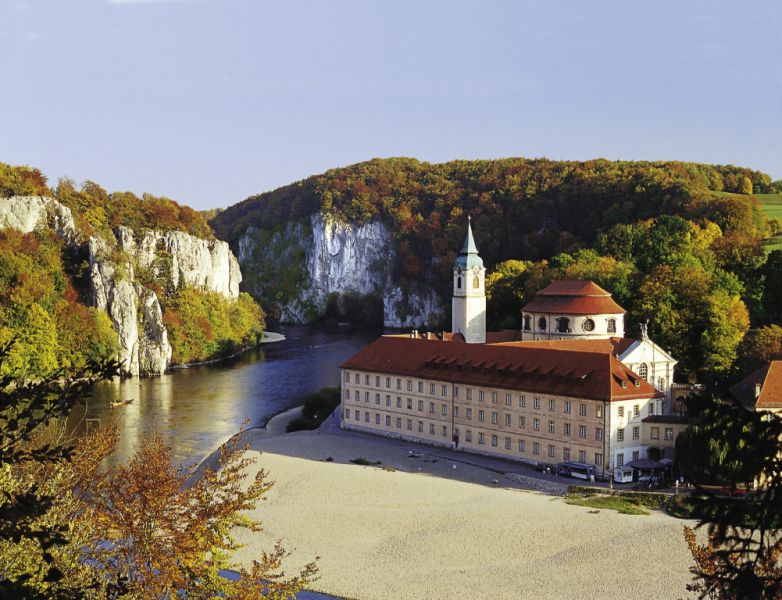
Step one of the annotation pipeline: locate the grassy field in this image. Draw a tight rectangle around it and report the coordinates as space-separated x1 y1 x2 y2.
565 494 651 515
757 193 782 252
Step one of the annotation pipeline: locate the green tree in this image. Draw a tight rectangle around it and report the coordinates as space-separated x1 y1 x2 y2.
762 251 782 322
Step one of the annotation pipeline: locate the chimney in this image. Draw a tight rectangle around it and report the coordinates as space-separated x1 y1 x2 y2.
755 382 762 399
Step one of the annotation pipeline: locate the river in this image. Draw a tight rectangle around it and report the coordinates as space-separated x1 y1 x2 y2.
72 324 377 468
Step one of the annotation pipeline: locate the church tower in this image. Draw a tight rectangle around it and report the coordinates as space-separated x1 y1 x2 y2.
452 217 486 344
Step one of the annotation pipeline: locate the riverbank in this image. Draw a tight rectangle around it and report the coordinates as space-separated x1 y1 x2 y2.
168 331 286 371
218 413 696 600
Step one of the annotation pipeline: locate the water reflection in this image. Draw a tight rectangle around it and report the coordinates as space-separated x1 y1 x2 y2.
71 325 376 467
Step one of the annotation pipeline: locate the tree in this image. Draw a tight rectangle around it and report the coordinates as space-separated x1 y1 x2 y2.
739 325 782 373
677 392 782 599
762 251 782 322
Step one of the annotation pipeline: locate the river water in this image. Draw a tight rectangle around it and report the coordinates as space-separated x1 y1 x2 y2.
72 324 376 468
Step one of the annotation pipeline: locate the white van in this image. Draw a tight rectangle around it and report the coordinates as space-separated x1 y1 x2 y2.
613 466 634 484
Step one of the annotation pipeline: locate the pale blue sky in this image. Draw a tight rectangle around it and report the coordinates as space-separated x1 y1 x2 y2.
1 0 780 210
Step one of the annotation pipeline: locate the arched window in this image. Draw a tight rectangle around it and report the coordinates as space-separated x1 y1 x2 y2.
538 317 547 331
523 315 532 331
607 318 616 333
473 275 480 289
638 363 648 380
457 276 462 289
556 317 570 333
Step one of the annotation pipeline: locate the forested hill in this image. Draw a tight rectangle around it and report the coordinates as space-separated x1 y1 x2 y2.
211 157 775 280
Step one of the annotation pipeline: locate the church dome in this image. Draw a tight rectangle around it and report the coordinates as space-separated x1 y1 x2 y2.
522 280 626 315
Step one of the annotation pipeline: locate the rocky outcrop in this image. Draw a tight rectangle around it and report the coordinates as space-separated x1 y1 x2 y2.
236 213 444 328
88 227 242 376
0 195 77 241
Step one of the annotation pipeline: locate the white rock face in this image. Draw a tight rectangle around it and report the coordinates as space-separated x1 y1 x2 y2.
0 196 77 240
237 213 445 328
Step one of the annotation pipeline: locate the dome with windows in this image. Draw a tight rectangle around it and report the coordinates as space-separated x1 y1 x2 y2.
520 280 625 341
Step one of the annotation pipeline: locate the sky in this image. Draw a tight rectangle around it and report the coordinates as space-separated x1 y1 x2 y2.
1 0 780 211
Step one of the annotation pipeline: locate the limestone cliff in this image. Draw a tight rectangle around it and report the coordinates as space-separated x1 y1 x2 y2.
236 213 443 328
0 196 242 377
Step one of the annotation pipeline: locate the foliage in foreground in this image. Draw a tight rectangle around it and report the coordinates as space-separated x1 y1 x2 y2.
677 392 782 599
0 345 317 599
286 387 341 432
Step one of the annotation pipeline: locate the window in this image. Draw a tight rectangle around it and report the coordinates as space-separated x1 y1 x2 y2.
407 419 412 430
617 453 624 466
648 403 654 416
583 318 595 332
465 430 472 442
385 415 391 426
533 418 540 431
519 416 526 429
442 385 448 397
533 442 540 455
356 411 361 421
651 426 660 440
467 388 473 401
386 377 391 388
442 425 447 437
454 386 459 399
533 398 540 410
418 382 424 393
441 404 447 416
344 388 349 399
396 378 401 390
491 412 498 424
354 390 359 401
344 371 350 382
375 414 380 425
365 392 370 402
407 380 412 391
479 390 485 401
579 425 587 439
538 317 547 331
548 445 555 458
564 401 571 414
664 427 674 441
398 397 403 408
418 421 423 433
564 423 571 436
548 420 555 434
375 393 380 405
518 439 526 452
429 402 435 414
466 408 473 420
617 428 624 442
556 317 570 333
354 373 359 384
386 395 391 406
478 410 485 422
520 396 526 408
376 375 380 386
505 393 512 405
632 450 640 461
595 453 603 466
657 377 665 391
491 435 498 447
548 399 555 411
505 437 511 450
473 275 480 288
595 428 603 441
345 408 350 419
638 363 648 380
396 417 402 429
563 447 571 461
454 407 459 417
607 318 616 333
429 423 435 435
634 404 640 417
430 383 436 395
617 406 624 418
415 399 421 411
457 276 462 289
478 432 485 445
365 412 370 423
491 392 497 403
632 426 640 440
596 406 602 418
579 403 587 416
504 414 511 426
523 315 532 331
579 450 586 463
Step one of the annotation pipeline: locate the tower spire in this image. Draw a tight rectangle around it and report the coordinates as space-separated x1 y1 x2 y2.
452 216 486 343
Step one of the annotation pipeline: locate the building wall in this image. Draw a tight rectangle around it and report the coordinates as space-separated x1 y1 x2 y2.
339 368 649 476
641 421 688 459
520 312 625 341
608 398 658 467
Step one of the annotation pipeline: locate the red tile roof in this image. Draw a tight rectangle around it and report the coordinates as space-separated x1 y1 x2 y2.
522 280 626 315
494 337 636 356
730 361 782 410
340 336 662 402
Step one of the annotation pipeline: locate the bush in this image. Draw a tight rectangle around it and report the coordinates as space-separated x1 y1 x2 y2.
285 387 340 432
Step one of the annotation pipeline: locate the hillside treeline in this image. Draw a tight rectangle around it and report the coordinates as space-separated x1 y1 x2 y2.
0 163 264 377
213 157 781 381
